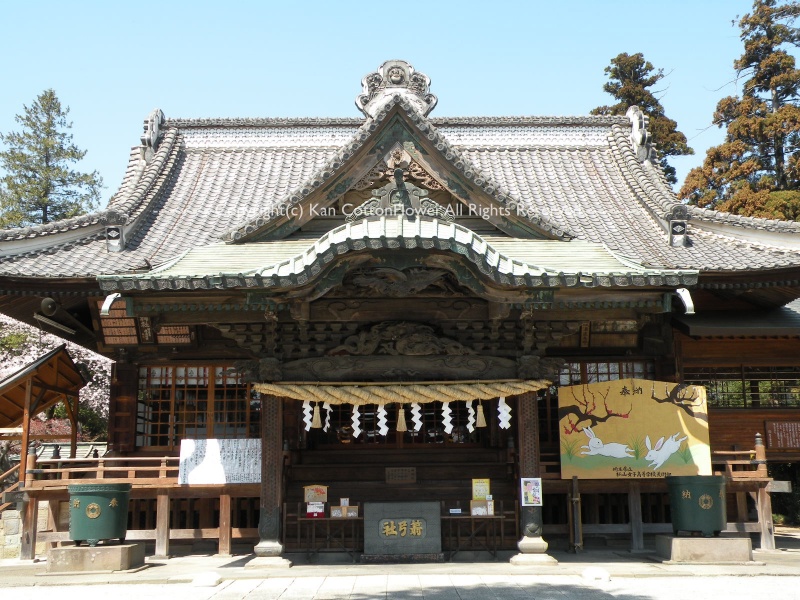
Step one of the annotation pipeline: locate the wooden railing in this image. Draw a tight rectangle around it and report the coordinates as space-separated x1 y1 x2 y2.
0 463 20 512
19 455 259 561
29 456 180 485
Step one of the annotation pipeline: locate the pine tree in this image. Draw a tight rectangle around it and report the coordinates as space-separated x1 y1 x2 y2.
679 0 800 218
0 89 102 227
592 52 693 185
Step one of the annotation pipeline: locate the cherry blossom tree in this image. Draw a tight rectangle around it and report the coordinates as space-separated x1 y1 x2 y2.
0 314 111 435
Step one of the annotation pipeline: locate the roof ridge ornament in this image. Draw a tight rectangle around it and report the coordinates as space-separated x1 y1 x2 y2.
626 105 654 162
141 108 165 164
356 60 437 118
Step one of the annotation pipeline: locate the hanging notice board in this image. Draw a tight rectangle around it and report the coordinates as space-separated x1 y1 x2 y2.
178 438 261 484
765 422 800 449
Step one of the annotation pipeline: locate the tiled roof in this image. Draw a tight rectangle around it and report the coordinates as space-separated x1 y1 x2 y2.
2 97 800 281
98 215 698 292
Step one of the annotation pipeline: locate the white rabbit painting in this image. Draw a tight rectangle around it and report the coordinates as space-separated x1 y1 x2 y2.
645 433 688 470
580 426 634 459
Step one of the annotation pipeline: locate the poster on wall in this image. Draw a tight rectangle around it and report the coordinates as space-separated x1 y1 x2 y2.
178 438 261 484
520 478 542 506
558 379 711 480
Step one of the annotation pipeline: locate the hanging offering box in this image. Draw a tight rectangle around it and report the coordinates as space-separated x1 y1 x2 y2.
306 502 325 518
470 500 494 516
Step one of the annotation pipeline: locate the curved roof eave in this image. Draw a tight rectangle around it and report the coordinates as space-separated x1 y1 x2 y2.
0 126 180 255
98 215 698 293
219 96 581 244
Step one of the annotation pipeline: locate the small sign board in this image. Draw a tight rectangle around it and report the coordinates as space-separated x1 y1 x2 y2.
765 421 800 449
304 485 328 502
767 480 793 493
2 490 28 504
521 477 543 506
472 478 490 500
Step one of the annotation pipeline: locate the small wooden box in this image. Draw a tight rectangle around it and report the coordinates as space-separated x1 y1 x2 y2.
470 500 494 516
331 505 359 518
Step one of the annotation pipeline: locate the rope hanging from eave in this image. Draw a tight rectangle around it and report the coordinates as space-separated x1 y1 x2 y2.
253 379 550 405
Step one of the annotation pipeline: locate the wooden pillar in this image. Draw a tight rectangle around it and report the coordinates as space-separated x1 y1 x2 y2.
154 488 170 558
219 492 232 556
254 394 287 561
18 377 32 490
510 392 557 565
628 481 644 552
754 433 775 550
69 394 79 459
19 454 38 560
757 485 775 550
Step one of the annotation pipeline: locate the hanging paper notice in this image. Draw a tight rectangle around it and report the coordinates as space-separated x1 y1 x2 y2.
472 478 491 500
178 438 261 484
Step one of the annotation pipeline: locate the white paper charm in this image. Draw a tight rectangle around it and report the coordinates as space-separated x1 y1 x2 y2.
497 396 512 429
467 400 476 433
351 404 362 438
442 402 453 434
323 402 332 432
377 404 389 436
302 400 313 431
411 402 423 431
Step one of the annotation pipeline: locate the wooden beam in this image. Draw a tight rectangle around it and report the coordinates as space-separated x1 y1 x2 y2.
31 381 82 397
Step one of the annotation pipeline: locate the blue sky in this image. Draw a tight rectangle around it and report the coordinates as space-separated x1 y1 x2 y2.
0 0 756 203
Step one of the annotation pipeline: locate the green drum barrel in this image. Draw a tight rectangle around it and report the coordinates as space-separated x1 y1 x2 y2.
665 475 726 537
68 483 131 547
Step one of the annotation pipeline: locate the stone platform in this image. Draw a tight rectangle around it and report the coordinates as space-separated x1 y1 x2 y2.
46 543 145 573
655 535 757 564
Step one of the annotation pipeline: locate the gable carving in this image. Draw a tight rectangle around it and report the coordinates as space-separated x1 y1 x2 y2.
354 148 443 191
347 168 453 222
329 321 475 356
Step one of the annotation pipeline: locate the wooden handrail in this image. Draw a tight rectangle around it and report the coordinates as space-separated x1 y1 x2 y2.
0 463 19 485
30 456 180 483
0 478 21 512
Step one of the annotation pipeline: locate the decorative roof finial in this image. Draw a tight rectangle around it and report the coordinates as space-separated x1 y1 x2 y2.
356 60 437 118
141 109 165 164
626 106 654 162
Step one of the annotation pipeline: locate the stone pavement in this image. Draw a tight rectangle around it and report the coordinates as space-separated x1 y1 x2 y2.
1 528 800 598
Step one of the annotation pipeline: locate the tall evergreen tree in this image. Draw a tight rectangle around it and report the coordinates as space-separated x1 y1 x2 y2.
679 0 800 218
592 52 693 185
0 89 102 227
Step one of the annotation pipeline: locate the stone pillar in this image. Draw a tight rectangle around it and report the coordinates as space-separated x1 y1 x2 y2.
510 392 557 565
250 395 291 567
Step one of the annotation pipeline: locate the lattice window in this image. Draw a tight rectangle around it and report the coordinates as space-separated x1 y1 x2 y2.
540 361 655 447
559 361 654 386
683 366 800 408
136 365 261 450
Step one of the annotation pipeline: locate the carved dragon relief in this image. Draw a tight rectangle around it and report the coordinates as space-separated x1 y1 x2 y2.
329 321 475 356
